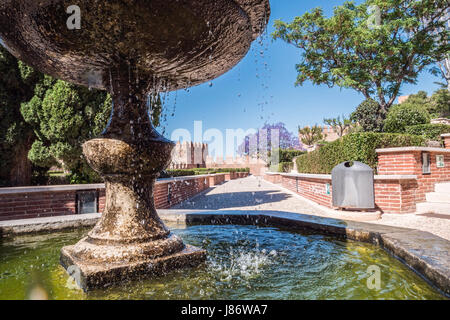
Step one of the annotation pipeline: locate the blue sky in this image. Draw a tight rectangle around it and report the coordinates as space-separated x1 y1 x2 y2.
1 1 443 155
160 0 443 150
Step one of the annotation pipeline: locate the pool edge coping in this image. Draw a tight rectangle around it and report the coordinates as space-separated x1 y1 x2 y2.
0 210 449 298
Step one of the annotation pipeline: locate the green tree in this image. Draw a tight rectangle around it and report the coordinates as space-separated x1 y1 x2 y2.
1 46 163 186
298 125 325 146
402 91 429 105
21 80 112 183
273 0 449 120
323 115 353 137
0 46 43 186
397 89 449 118
351 98 384 132
383 103 431 133
21 80 164 184
148 93 163 128
428 89 450 118
429 8 449 91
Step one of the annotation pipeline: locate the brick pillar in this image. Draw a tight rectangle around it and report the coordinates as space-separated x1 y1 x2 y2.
376 151 419 175
442 134 450 150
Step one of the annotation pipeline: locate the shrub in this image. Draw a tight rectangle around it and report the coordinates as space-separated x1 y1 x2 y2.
351 99 384 132
279 149 306 163
383 103 431 133
428 89 450 118
268 149 306 167
278 162 294 173
48 174 70 185
296 132 426 174
405 124 450 141
398 89 450 119
160 168 250 178
160 170 196 178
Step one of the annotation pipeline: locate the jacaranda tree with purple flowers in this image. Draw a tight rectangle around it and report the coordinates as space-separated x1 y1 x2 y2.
238 122 303 161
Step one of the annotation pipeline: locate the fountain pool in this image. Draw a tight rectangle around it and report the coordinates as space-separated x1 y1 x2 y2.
0 224 444 300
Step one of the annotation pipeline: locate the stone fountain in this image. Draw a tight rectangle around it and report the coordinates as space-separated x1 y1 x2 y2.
0 0 270 290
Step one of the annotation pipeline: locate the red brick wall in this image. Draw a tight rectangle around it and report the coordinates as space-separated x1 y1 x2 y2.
297 178 333 207
265 174 333 208
378 150 450 205
264 173 419 214
0 190 79 221
377 152 417 175
160 176 210 208
374 179 417 213
0 174 237 221
264 148 450 214
209 174 226 186
263 174 282 184
443 136 450 149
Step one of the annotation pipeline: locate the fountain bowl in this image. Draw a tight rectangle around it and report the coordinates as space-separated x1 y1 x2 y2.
0 0 270 91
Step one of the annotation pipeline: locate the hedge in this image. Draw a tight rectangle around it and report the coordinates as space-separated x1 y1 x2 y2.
296 132 427 174
194 168 250 174
268 149 305 167
278 162 294 173
160 168 250 178
160 170 197 178
405 124 450 141
383 103 431 133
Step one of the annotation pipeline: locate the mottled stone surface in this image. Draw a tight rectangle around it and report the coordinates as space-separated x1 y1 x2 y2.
61 243 206 291
1 210 449 296
0 0 270 91
60 63 206 290
0 213 101 236
0 0 271 291
380 230 450 297
165 210 450 296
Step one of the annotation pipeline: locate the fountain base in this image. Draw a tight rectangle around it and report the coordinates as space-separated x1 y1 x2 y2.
59 129 207 291
61 244 206 291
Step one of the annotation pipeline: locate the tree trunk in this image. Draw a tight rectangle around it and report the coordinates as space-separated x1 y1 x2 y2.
9 135 33 186
376 103 388 129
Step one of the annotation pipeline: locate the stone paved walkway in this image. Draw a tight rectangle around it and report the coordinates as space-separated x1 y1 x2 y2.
175 176 450 241
173 175 329 215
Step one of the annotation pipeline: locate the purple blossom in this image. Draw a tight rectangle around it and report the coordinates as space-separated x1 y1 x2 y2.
238 122 304 158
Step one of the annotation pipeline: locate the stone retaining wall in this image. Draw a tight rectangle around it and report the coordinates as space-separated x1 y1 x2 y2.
0 173 238 221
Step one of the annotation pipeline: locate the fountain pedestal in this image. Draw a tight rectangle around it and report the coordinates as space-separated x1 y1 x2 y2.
60 64 206 290
1 0 270 291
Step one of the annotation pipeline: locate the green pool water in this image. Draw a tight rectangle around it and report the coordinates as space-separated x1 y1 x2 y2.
0 224 445 300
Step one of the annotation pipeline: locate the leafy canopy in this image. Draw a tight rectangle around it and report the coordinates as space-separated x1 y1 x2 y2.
323 115 353 137
298 125 325 146
403 89 450 118
273 0 449 114
21 80 112 182
296 132 427 174
383 102 431 133
0 45 43 186
351 98 385 132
